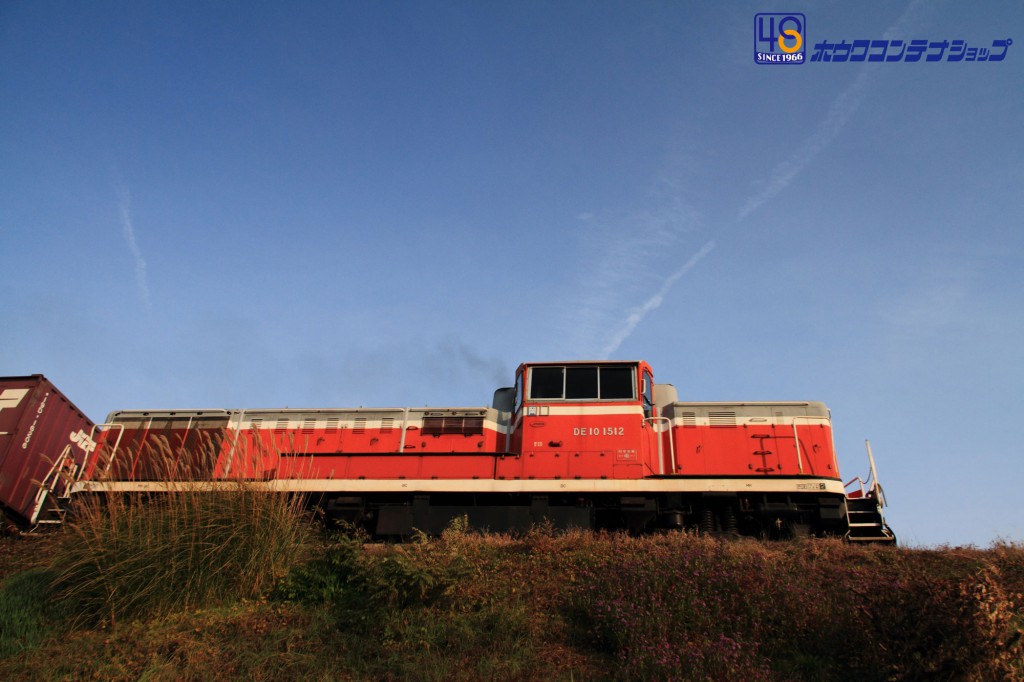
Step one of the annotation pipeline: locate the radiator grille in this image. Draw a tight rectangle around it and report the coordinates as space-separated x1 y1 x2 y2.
709 411 737 427
421 416 484 436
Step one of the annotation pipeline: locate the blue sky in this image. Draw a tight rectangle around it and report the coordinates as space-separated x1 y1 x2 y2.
2 1 1021 546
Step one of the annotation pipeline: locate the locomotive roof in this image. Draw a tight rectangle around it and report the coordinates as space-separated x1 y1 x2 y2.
521 360 643 365
517 360 647 370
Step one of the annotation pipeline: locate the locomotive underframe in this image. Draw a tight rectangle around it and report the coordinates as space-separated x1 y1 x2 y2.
72 475 848 539
317 489 848 538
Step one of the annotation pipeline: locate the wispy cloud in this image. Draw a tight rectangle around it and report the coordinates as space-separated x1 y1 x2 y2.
570 2 929 357
881 260 972 336
738 0 927 220
116 185 152 310
600 240 715 358
737 70 871 220
566 185 706 358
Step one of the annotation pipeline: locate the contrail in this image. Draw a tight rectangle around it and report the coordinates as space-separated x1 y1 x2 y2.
737 70 870 220
117 186 152 310
590 2 927 354
567 182 705 358
600 240 715 358
738 0 926 220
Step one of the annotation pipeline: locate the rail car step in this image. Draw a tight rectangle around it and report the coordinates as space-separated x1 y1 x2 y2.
845 496 896 544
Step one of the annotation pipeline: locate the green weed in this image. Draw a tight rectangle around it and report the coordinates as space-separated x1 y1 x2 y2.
0 568 59 657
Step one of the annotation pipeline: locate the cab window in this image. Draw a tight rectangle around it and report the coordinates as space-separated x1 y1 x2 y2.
601 366 635 399
528 365 636 401
530 367 564 399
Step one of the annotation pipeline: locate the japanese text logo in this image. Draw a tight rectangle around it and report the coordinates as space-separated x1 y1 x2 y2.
810 38 1011 63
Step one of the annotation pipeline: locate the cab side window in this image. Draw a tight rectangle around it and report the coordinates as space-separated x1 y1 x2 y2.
642 372 654 419
513 372 524 414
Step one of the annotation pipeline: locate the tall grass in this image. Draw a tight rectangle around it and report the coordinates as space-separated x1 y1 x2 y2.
567 534 1024 681
2 524 1022 679
47 443 310 625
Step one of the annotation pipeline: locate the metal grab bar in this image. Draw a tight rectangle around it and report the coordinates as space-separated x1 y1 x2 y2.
844 476 866 497
91 423 125 478
864 440 888 507
644 416 676 474
30 444 76 523
874 482 888 508
790 415 831 474
843 441 887 506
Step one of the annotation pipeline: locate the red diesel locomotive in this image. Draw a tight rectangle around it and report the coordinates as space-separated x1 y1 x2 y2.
1 361 895 542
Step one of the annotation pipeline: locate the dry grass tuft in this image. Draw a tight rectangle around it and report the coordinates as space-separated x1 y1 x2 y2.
47 444 310 625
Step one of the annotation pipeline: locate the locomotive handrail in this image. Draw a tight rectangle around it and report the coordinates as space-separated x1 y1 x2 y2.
864 439 881 499
843 442 887 507
786 413 835 473
875 482 888 508
644 416 675 474
93 423 126 479
221 410 243 476
30 444 76 523
844 476 867 497
789 415 830 474
398 407 411 453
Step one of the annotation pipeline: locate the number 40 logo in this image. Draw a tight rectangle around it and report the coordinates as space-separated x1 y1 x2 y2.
755 13 806 65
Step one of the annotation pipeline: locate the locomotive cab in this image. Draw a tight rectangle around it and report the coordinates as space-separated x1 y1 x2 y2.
500 361 660 481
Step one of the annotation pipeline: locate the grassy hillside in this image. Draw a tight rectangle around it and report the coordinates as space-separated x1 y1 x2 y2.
0 502 1021 681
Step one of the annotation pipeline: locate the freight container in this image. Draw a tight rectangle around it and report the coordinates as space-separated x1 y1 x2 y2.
0 375 96 525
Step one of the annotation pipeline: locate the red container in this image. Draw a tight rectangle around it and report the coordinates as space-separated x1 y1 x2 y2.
0 375 96 524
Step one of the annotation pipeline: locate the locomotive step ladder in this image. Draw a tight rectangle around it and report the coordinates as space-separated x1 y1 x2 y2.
843 440 896 544
845 496 896 544
30 445 79 525
29 423 122 527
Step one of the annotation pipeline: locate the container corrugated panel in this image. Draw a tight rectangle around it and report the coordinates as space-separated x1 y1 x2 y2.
0 375 96 524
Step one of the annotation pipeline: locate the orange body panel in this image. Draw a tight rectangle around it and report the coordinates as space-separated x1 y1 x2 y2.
86 364 841 488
